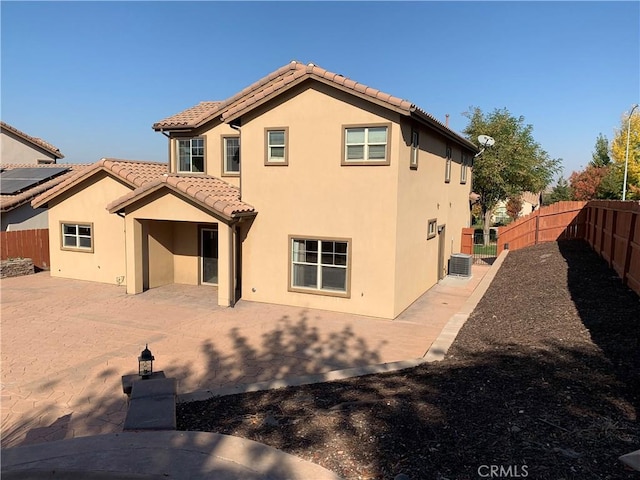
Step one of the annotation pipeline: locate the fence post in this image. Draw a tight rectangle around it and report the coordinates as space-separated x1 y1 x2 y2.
622 209 637 287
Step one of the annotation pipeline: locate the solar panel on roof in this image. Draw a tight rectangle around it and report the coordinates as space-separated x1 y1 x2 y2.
0 167 69 195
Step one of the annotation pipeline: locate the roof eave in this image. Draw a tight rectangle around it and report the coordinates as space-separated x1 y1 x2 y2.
31 165 138 209
107 181 256 223
410 108 479 152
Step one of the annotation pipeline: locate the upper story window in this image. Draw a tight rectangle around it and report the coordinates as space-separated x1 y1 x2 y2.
177 138 205 173
342 124 390 165
61 222 93 252
223 136 240 175
265 128 288 165
410 129 419 169
445 145 452 183
461 152 469 184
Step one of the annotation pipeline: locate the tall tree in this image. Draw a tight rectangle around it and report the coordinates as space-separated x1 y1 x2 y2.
610 109 640 199
506 196 523 221
590 133 611 167
547 176 572 204
569 166 609 200
464 107 560 244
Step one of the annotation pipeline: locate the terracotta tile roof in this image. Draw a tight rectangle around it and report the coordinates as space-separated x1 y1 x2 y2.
152 101 223 130
1 164 88 212
151 61 478 151
106 174 256 220
1 121 65 159
31 158 167 209
520 191 542 206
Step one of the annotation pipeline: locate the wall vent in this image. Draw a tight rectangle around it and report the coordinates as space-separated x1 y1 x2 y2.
449 253 473 277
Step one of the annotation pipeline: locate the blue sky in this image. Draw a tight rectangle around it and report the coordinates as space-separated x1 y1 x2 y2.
2 1 638 182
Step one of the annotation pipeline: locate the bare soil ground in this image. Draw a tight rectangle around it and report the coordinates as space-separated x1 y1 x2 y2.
177 241 639 480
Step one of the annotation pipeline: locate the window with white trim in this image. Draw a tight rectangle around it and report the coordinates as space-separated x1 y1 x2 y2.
291 238 349 295
461 153 469 184
445 146 452 183
223 136 240 174
266 128 288 165
410 129 419 168
177 138 204 173
61 223 93 251
344 126 389 164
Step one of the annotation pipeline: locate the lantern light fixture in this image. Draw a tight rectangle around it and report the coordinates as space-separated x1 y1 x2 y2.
138 344 154 379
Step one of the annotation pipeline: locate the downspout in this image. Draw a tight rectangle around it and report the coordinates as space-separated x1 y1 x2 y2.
116 211 127 288
229 123 242 200
228 219 239 307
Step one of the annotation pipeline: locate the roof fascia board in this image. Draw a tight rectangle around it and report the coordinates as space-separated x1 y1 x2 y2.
221 75 310 124
2 128 62 159
108 182 245 223
31 166 137 209
410 109 479 152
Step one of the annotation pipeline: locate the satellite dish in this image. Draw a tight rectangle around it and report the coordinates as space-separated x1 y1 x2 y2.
478 135 495 147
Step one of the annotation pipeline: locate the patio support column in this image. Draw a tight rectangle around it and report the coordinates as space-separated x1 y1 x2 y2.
217 221 232 307
125 216 144 294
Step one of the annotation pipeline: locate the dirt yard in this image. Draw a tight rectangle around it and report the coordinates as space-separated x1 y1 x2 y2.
177 241 639 480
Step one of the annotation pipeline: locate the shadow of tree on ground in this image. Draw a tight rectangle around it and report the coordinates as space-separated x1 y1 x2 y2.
177 241 639 479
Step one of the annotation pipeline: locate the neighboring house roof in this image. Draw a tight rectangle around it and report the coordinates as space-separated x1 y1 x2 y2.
1 164 88 212
521 191 542 206
153 61 478 152
106 174 255 220
31 158 168 209
1 121 65 159
31 158 255 221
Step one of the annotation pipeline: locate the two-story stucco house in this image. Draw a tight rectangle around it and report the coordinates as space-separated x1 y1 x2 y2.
1 121 86 231
1 121 65 165
33 61 478 319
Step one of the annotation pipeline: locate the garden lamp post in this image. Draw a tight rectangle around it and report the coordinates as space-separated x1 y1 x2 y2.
622 103 639 201
138 344 154 379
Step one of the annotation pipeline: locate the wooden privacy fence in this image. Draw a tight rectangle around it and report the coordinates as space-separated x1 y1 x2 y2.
584 200 640 296
496 201 588 254
461 200 640 296
0 229 50 269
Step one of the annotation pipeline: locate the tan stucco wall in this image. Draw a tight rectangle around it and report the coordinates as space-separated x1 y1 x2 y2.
145 220 174 288
393 121 473 316
238 83 401 318
47 172 129 284
1 131 58 165
173 222 199 285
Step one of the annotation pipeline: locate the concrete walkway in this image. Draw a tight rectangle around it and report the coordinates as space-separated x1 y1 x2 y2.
1 257 502 479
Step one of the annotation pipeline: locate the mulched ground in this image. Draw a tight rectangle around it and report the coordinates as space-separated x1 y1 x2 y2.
177 240 639 480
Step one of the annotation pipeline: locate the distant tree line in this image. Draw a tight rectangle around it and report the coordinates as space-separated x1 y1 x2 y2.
546 109 640 204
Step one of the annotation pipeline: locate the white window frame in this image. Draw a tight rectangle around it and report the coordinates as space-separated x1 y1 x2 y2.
445 146 452 183
410 129 419 169
61 222 93 252
265 128 288 165
222 136 240 175
176 137 205 173
289 236 350 297
342 124 390 165
461 152 469 184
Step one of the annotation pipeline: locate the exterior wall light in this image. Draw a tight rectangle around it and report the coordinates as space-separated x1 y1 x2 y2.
138 344 154 379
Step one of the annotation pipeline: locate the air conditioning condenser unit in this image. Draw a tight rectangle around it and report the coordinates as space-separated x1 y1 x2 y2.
449 253 473 277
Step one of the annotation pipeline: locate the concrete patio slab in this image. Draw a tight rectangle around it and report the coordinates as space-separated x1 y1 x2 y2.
1 259 500 479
